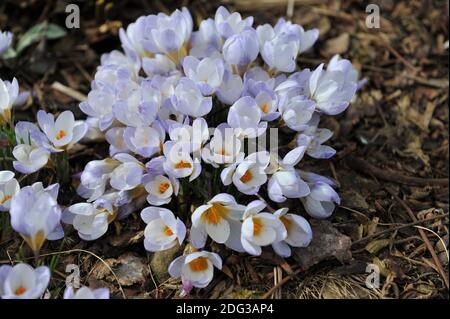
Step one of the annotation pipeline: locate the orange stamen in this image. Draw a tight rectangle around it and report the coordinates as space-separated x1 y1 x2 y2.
175 161 192 169
201 203 229 225
15 287 27 296
240 170 253 183
253 217 263 236
0 195 11 204
56 130 66 140
188 257 209 272
261 103 269 113
159 182 170 194
280 216 292 234
163 226 174 236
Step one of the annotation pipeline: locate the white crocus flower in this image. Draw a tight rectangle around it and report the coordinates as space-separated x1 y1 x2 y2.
63 286 110 299
141 207 186 252
105 127 129 156
78 158 120 202
168 117 209 155
202 124 244 167
240 200 287 256
145 174 179 206
109 153 145 191
123 121 165 158
221 151 270 195
0 170 20 212
163 141 202 181
190 193 245 247
216 69 243 105
272 208 312 257
37 110 88 151
182 56 224 95
168 251 222 291
0 77 18 125
267 146 310 203
227 96 267 138
0 263 50 299
9 183 63 253
214 6 253 39
62 198 117 241
171 78 212 117
12 121 51 174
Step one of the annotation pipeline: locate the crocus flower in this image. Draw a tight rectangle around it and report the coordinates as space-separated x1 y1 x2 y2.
273 18 319 54
109 153 145 191
240 200 286 256
0 263 50 299
0 77 18 125
300 171 340 219
79 82 116 131
140 8 193 62
189 18 222 58
141 207 186 252
227 96 267 138
145 174 178 206
168 251 222 290
12 121 51 174
267 146 310 203
0 30 12 55
37 110 88 151
123 121 165 158
105 127 129 156
63 286 110 299
163 141 201 181
119 16 151 59
201 124 244 167
182 56 224 95
9 183 63 253
308 59 358 115
296 115 336 159
221 151 270 195
272 208 312 257
190 193 245 247
143 54 177 77
0 170 20 212
168 117 209 155
78 158 120 202
113 79 161 127
62 198 117 241
216 69 243 105
171 78 212 117
214 6 253 39
222 28 259 68
278 94 316 131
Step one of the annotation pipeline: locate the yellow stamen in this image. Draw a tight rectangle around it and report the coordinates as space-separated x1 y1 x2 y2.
240 170 253 183
253 217 263 236
280 216 292 234
56 130 66 140
188 257 209 272
159 182 170 194
15 287 27 296
175 161 192 169
261 103 269 113
201 203 229 225
0 195 11 204
163 226 174 236
218 148 228 156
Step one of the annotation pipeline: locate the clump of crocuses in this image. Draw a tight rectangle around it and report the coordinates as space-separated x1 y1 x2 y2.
0 5 361 298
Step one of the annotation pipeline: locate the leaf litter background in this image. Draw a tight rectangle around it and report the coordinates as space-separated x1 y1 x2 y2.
0 0 448 299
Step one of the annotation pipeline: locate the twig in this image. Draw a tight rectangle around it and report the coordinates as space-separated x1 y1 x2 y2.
51 82 87 102
385 187 449 289
262 268 302 299
348 157 449 187
351 213 449 246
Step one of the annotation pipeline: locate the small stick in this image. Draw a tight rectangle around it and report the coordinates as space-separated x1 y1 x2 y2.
351 213 449 246
51 82 87 102
386 187 449 289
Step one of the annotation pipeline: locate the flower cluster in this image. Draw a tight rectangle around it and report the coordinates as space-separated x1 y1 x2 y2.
0 6 360 297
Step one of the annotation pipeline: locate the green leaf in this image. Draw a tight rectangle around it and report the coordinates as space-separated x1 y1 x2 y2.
1 47 17 59
16 22 67 54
